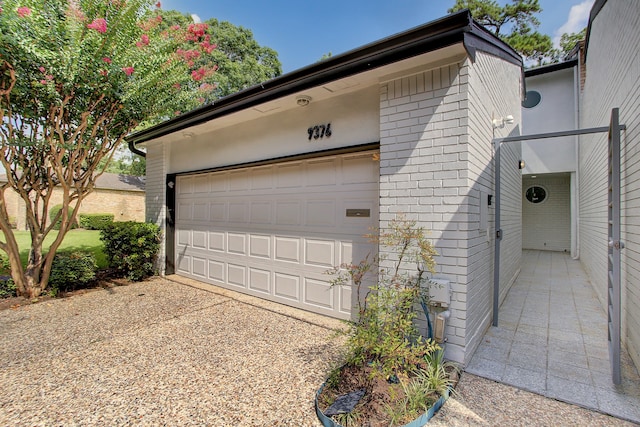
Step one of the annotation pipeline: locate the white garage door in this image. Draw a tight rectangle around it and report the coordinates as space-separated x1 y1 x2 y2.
175 151 379 319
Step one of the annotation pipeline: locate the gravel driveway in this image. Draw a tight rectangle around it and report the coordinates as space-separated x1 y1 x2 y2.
1 277 634 427
0 277 345 426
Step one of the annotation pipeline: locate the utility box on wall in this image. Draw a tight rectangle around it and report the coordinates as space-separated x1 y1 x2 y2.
429 278 451 308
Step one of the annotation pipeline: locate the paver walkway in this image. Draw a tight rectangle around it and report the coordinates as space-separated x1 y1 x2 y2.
466 250 640 423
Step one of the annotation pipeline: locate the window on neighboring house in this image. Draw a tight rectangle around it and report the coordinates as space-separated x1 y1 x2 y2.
522 90 542 108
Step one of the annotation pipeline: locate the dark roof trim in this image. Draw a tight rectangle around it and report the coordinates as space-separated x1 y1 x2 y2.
584 0 607 62
524 59 578 78
127 10 522 146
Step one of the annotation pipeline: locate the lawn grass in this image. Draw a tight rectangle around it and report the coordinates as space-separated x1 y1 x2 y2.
1 229 107 269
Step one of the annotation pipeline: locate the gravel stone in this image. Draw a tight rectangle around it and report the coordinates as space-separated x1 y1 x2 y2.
0 278 344 426
1 277 634 426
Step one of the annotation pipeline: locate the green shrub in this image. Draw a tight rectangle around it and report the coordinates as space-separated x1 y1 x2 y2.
79 213 114 230
49 204 78 230
48 251 97 295
0 256 16 298
0 277 16 298
100 221 161 281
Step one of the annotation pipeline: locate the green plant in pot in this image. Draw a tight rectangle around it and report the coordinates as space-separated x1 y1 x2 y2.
317 215 458 427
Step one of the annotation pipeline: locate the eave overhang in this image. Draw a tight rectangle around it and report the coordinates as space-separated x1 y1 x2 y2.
126 10 521 148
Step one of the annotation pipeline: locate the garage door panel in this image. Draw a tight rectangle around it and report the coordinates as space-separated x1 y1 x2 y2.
229 170 249 190
208 232 225 251
276 201 301 226
308 158 336 186
227 233 246 255
248 267 271 294
209 202 226 221
177 254 191 273
339 285 353 314
275 237 300 263
304 278 334 309
210 174 227 193
192 231 207 249
249 234 271 258
276 163 304 188
250 201 272 224
193 175 209 193
228 202 248 222
306 200 336 226
177 229 191 246
208 260 225 282
192 256 207 277
175 151 378 319
274 273 300 301
178 203 192 221
251 166 274 190
342 153 379 184
227 263 246 287
304 239 335 267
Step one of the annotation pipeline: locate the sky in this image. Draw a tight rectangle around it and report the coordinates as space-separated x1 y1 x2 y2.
162 0 595 74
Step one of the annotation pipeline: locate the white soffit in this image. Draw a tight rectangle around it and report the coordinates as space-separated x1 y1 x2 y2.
141 42 467 146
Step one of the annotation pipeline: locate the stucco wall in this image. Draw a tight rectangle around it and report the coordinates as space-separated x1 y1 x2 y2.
466 51 523 365
521 67 578 174
580 0 640 369
168 87 380 174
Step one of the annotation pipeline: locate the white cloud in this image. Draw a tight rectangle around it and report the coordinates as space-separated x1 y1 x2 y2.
553 0 594 48
191 14 201 23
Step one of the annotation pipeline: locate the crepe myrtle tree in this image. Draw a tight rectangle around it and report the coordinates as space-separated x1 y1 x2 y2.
0 0 220 297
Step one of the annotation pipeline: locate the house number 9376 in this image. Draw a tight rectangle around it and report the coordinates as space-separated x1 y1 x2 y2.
307 123 332 141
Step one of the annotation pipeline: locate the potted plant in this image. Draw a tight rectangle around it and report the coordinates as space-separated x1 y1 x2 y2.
316 216 458 427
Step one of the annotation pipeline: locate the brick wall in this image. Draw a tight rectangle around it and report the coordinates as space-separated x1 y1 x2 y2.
3 185 144 230
466 51 523 364
379 59 470 363
378 52 521 364
580 0 640 369
145 143 168 275
522 175 571 251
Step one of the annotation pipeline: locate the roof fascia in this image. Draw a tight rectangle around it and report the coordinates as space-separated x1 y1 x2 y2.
127 10 521 146
584 0 607 63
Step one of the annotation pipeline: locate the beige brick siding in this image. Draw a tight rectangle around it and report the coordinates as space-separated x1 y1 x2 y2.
466 51 523 365
522 175 571 251
3 186 144 230
580 0 640 369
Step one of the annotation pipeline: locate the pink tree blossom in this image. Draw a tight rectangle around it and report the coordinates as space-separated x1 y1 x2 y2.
87 18 107 33
122 66 135 76
17 6 31 17
136 34 150 48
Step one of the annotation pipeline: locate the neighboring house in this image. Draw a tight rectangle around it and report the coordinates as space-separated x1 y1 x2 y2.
1 172 145 230
519 0 639 373
127 10 524 365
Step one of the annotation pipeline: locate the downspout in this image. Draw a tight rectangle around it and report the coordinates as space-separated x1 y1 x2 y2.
128 140 146 158
573 63 580 259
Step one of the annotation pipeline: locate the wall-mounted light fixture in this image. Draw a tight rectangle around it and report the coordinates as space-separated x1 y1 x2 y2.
492 115 514 129
296 95 312 107
518 160 526 169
